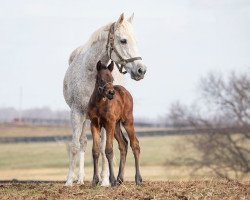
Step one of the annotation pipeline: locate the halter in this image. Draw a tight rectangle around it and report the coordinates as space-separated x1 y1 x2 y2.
98 81 113 94
106 22 142 74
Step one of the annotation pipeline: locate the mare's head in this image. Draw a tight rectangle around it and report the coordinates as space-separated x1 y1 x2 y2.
110 13 147 81
96 61 115 100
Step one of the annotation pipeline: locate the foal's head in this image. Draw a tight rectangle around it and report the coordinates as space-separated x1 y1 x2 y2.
96 61 115 100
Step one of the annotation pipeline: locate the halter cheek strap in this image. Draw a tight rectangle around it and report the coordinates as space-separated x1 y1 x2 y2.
106 22 142 74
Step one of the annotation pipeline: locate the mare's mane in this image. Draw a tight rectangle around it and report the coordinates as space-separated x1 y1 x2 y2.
68 23 111 65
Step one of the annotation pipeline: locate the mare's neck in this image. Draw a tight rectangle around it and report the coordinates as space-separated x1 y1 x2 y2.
85 35 110 71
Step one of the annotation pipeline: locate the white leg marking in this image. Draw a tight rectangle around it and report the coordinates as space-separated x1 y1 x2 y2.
100 128 110 187
65 143 78 186
77 151 85 184
77 120 88 184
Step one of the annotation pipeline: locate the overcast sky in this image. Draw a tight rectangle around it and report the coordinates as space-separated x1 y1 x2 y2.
0 0 249 119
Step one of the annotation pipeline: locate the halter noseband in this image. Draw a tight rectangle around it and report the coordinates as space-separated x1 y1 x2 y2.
98 81 113 94
106 22 142 74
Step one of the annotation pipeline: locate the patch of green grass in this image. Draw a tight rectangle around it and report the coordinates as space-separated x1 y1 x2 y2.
0 135 197 170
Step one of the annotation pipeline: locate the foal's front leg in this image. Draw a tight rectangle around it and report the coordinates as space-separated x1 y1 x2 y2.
91 120 101 187
105 122 116 187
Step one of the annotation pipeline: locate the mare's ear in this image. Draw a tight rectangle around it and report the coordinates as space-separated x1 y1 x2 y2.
127 13 134 24
116 13 124 25
96 61 102 71
108 61 114 72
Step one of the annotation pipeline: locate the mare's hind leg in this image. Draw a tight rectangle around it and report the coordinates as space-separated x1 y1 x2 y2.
123 120 142 185
65 109 86 186
77 119 88 184
115 122 128 184
100 128 110 186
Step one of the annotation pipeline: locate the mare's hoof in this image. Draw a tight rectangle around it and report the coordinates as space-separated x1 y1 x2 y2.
77 179 84 185
135 174 142 186
101 179 110 187
65 180 73 187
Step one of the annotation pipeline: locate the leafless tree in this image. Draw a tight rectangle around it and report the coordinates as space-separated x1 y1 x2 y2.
169 70 250 179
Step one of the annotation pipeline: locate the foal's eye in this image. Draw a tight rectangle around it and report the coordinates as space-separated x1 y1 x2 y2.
120 39 127 44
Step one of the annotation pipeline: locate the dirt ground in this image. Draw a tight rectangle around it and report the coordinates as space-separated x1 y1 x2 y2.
0 180 249 200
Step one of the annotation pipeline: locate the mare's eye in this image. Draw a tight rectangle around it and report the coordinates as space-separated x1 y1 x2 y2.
120 39 127 44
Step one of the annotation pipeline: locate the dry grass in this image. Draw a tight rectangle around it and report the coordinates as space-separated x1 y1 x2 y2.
0 180 249 200
0 124 71 138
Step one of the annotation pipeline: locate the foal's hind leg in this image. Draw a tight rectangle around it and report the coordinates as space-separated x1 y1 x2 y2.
65 109 86 186
123 120 142 185
77 119 88 184
115 122 128 184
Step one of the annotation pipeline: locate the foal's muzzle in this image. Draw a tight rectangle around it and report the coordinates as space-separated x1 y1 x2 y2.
106 90 115 100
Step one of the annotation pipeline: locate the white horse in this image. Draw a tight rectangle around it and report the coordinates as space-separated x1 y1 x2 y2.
63 13 147 186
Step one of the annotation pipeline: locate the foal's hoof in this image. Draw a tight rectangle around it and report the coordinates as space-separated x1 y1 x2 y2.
116 176 124 185
92 176 100 187
135 174 142 186
110 181 118 187
110 177 117 187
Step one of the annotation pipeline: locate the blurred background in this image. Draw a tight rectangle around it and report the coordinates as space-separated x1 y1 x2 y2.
0 0 249 181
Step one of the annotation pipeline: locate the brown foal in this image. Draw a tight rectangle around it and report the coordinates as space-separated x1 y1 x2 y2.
88 61 142 187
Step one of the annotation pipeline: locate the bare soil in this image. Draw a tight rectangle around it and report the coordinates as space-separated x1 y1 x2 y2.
0 180 249 200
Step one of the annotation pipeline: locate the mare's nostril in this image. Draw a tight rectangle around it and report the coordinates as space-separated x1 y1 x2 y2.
138 68 146 75
138 68 143 75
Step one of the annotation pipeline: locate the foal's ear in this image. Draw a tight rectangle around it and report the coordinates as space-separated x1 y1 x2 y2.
96 61 102 71
108 61 114 72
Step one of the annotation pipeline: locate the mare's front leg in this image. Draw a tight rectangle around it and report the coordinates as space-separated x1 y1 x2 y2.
123 120 142 185
78 119 88 184
105 122 116 187
91 119 101 187
65 110 86 186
